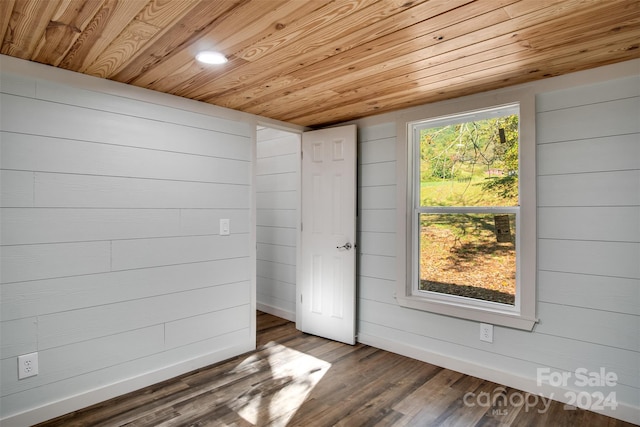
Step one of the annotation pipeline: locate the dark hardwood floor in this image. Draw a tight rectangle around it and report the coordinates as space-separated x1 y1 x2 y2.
37 312 635 426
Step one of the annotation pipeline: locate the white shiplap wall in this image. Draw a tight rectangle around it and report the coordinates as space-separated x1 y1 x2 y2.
256 127 300 321
0 57 258 425
353 62 640 424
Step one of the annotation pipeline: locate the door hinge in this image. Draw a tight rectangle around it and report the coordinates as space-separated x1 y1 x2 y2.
300 294 303 303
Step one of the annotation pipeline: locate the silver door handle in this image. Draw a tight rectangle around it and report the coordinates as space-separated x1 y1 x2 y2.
336 242 352 250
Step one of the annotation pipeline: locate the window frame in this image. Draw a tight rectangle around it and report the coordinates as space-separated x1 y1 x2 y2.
395 89 537 331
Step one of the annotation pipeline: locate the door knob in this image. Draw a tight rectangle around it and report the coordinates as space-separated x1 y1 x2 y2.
336 242 352 250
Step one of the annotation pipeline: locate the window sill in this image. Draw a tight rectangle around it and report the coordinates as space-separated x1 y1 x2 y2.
396 293 538 331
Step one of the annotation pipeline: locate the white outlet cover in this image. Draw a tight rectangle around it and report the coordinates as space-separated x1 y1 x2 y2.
480 323 494 343
18 352 38 379
220 218 230 236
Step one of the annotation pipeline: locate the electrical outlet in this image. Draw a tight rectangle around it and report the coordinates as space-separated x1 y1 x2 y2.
480 323 493 343
18 352 38 379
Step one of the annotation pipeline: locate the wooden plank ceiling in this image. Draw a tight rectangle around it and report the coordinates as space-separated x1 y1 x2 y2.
1 0 639 127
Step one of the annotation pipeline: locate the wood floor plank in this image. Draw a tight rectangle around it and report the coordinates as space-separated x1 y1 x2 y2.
36 312 637 427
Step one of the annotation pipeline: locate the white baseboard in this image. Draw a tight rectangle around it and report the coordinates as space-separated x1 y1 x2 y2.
257 302 295 322
1 343 253 427
358 332 640 425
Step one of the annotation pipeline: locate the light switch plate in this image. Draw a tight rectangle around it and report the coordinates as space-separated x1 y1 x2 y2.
220 219 230 236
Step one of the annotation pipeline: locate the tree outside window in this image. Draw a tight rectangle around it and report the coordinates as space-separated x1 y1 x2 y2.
414 105 519 307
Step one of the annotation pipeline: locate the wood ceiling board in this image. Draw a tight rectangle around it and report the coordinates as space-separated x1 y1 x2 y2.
274 0 614 115
110 0 241 84
286 0 516 82
291 33 640 127
31 0 105 66
0 0 17 47
1 0 61 59
1 0 639 127
284 0 639 120
135 0 306 93
279 5 640 121
83 0 201 78
236 2 519 114
131 2 298 88
58 0 148 72
178 0 437 102
216 0 492 110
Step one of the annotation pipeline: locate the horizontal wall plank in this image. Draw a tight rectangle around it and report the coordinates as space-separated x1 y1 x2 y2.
111 234 249 271
0 61 255 422
35 80 252 138
1 258 250 321
359 209 397 233
256 293 296 315
360 254 396 281
536 302 639 352
180 209 250 236
0 170 33 207
256 134 299 158
359 298 476 346
256 243 296 266
359 137 396 164
538 171 640 207
256 127 299 319
256 153 298 175
34 173 250 209
0 72 36 97
37 281 250 349
359 302 640 389
257 226 297 247
358 276 396 305
0 94 251 159
358 319 552 387
1 241 111 284
537 134 640 176
357 123 396 142
536 75 640 112
358 231 396 257
255 277 296 303
359 186 396 210
255 172 297 192
1 208 180 245
1 132 250 184
255 191 297 210
538 271 640 316
165 304 251 349
536 97 639 144
0 317 37 359
1 325 165 397
256 260 296 284
539 239 640 279
257 209 297 228
538 206 640 242
360 162 396 187
0 330 249 417
256 127 294 142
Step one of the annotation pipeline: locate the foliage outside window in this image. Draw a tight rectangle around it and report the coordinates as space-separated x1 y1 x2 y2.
415 105 519 308
398 94 536 331
405 103 532 317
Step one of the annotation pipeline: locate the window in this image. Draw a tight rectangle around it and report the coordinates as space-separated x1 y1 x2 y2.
396 95 537 330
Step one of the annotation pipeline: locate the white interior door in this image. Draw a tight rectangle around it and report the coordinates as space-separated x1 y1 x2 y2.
299 125 357 345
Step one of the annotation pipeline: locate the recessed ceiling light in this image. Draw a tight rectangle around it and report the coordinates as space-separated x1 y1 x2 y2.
196 51 228 65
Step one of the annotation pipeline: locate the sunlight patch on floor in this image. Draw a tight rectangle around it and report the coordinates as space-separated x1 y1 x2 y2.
232 342 331 426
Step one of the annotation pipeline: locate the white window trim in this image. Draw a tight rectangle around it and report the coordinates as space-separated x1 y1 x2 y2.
395 88 538 331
